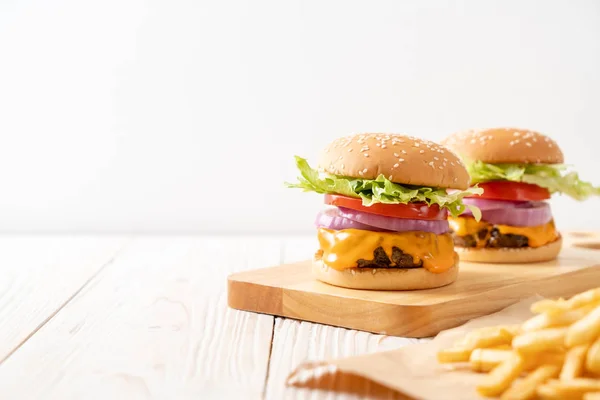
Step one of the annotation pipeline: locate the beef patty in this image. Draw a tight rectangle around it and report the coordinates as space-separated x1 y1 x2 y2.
452 227 529 248
356 246 423 269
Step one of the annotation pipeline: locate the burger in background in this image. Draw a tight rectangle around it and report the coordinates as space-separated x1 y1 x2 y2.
442 128 600 263
286 133 481 290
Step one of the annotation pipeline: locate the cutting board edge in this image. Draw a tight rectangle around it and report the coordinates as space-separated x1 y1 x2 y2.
227 249 600 337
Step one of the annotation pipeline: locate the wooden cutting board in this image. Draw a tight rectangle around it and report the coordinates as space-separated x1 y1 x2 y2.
227 233 600 337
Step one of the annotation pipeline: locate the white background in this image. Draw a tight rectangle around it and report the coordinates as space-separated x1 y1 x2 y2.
0 0 599 233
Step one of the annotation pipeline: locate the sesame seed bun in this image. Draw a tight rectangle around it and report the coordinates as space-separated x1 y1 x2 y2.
312 254 459 290
319 133 470 190
456 236 562 264
441 128 564 164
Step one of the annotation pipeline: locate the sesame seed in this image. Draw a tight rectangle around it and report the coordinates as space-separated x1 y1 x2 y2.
393 163 399 168
376 143 381 147
525 142 532 147
372 269 376 274
513 132 521 136
364 153 369 157
358 171 364 176
434 156 439 160
450 162 455 166
419 149 425 154
394 152 399 157
428 161 434 168
548 143 553 147
440 150 445 153
438 166 443 170
338 155 343 160
381 144 387 149
454 178 458 182
533 138 537 142
362 168 367 173
414 143 420 147
341 164 345 168
398 158 404 162
388 175 393 180
401 150 407 154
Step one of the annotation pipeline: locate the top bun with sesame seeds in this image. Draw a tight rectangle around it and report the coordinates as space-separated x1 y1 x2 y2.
441 128 564 164
318 133 471 190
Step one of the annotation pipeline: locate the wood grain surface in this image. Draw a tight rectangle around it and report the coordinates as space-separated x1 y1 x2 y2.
0 236 127 362
0 237 283 399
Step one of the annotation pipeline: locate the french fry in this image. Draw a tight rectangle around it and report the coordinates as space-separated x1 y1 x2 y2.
566 305 600 348
537 379 600 400
531 298 567 314
521 313 553 332
470 348 513 372
523 352 565 372
587 338 600 375
501 364 560 400
561 345 590 380
512 328 567 354
522 304 597 332
477 352 524 397
502 325 522 336
566 289 600 311
437 347 471 363
536 383 561 400
462 326 515 350
532 289 600 314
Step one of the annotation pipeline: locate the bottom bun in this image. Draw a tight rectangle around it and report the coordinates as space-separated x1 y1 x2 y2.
456 235 562 264
312 254 459 290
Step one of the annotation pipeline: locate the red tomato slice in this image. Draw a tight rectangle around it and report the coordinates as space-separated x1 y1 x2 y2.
473 181 551 201
324 194 447 220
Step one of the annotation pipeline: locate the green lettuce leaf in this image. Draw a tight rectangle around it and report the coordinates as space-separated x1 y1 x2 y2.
286 156 482 219
467 160 600 201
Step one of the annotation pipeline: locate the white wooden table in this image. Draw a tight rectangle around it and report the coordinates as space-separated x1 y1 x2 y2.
0 235 420 400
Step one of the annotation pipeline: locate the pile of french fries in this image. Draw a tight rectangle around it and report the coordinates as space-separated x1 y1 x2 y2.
438 287 600 399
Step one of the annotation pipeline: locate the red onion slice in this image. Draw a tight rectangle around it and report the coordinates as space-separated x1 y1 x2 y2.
337 207 450 234
481 201 553 227
315 208 390 231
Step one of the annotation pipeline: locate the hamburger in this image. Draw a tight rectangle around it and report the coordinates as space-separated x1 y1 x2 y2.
441 128 600 263
286 133 481 290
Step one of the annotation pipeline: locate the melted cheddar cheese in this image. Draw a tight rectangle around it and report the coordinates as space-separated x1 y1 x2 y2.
448 217 559 248
316 228 455 274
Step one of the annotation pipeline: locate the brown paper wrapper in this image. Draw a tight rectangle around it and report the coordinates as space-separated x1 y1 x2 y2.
287 296 543 400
